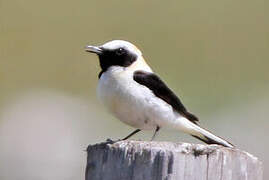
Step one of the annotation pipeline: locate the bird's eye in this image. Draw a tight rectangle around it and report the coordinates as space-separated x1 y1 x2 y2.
116 48 125 56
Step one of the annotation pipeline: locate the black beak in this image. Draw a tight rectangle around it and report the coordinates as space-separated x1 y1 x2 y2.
85 45 103 55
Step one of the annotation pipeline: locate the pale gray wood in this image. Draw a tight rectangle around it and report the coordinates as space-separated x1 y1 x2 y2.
86 141 263 180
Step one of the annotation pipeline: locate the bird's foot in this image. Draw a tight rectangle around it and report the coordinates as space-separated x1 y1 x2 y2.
105 138 122 144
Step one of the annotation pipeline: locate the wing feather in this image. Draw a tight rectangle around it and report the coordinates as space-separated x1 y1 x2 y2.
133 70 199 124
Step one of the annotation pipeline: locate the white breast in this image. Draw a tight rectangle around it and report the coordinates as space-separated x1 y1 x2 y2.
97 66 179 130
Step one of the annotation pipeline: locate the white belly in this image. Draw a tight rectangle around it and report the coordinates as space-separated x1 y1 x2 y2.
97 67 179 130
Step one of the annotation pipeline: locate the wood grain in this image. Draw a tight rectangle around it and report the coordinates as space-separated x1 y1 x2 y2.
86 141 263 180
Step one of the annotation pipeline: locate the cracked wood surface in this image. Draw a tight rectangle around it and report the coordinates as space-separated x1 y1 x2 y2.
86 141 263 180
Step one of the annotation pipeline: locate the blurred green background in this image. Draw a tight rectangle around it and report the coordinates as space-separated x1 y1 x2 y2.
0 0 268 179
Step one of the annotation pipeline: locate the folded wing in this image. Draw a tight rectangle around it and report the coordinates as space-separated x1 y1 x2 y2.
133 70 199 124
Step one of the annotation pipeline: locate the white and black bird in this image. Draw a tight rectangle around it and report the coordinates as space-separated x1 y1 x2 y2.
85 40 234 148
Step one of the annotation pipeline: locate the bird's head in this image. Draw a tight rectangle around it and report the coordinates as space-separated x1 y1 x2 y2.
85 40 151 72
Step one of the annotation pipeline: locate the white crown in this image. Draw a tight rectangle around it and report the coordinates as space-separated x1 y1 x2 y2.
102 40 142 56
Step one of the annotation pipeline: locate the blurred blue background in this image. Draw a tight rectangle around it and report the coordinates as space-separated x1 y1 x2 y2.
0 0 268 179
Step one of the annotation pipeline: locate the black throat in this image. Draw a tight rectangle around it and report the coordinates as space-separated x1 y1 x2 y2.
97 48 137 78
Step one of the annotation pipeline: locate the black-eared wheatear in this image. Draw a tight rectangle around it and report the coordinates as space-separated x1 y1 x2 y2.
85 40 233 148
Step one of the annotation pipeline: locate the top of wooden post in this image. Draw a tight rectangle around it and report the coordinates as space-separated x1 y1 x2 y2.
86 140 263 180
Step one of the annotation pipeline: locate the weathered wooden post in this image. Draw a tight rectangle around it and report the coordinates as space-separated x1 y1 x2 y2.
86 140 263 180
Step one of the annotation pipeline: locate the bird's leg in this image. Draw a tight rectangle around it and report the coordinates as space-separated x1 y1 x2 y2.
121 129 141 140
151 126 160 141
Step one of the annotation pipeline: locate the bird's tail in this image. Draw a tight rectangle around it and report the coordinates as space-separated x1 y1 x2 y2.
176 117 234 148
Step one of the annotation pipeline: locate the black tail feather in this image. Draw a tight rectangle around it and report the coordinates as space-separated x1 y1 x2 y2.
191 135 234 148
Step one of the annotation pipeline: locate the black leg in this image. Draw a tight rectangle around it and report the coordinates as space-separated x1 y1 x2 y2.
121 129 141 140
151 126 160 141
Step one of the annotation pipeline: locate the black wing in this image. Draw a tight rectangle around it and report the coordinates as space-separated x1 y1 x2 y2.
133 70 199 124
